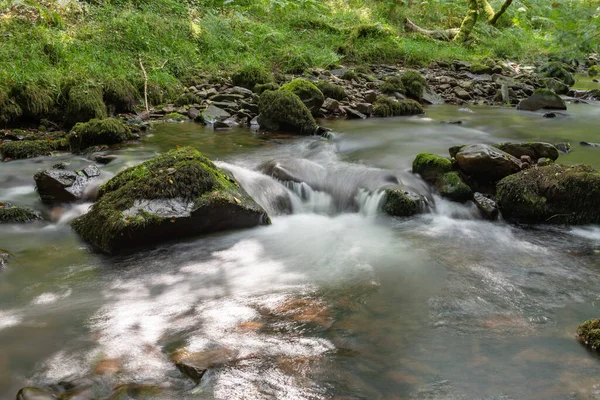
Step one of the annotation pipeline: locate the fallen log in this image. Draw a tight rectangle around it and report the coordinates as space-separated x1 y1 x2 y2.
404 18 459 41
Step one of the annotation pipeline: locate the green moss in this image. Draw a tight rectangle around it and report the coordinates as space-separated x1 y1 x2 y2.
590 89 600 99
279 78 324 116
0 140 58 160
68 118 133 152
379 76 405 95
12 82 54 119
543 78 569 95
589 65 600 77
71 147 258 252
437 171 473 202
164 112 188 121
174 92 201 107
497 164 600 224
146 77 182 106
373 96 423 117
0 202 41 223
412 153 453 182
0 87 22 123
470 62 492 74
382 188 421 217
316 81 346 100
577 319 600 351
401 70 427 101
538 62 575 87
232 64 273 90
254 82 280 95
103 78 138 113
257 90 318 135
66 84 107 127
341 70 359 81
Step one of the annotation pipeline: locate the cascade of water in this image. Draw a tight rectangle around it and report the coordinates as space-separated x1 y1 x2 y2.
284 181 335 215
355 189 387 217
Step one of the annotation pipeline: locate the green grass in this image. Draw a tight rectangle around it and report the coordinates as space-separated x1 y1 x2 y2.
0 0 597 126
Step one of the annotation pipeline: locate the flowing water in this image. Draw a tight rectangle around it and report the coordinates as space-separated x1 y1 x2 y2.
1 101 600 399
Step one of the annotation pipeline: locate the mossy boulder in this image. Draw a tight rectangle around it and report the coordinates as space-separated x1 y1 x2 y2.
68 118 133 152
437 171 473 202
103 79 138 113
164 112 188 121
493 142 559 162
232 65 273 90
66 85 107 127
341 69 359 81
316 81 346 101
412 153 453 183
542 78 569 95
538 62 575 87
279 79 324 116
382 187 424 217
455 144 522 184
401 70 427 101
253 82 280 95
0 202 41 223
174 92 201 107
517 89 566 112
470 63 492 75
373 96 423 117
257 90 318 135
379 76 405 95
496 164 600 224
577 319 600 352
0 140 58 160
588 65 600 77
71 147 270 254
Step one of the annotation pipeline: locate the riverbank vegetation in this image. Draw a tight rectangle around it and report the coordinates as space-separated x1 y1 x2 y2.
0 0 598 125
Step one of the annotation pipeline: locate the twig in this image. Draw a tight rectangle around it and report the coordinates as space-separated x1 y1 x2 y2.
545 213 574 222
159 59 169 70
138 56 149 113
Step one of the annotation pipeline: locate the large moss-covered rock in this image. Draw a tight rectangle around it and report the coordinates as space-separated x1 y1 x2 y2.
588 65 600 77
517 89 566 112
542 78 569 95
401 70 427 101
1 140 58 160
71 147 270 253
455 144 522 183
538 62 575 87
316 81 346 101
496 164 600 224
412 153 453 183
373 96 423 117
382 187 424 217
0 202 41 223
68 118 133 152
379 76 405 95
257 90 318 135
279 79 324 116
577 319 600 352
493 142 559 162
437 171 473 201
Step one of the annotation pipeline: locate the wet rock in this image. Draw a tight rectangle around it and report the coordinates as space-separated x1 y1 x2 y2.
412 153 453 183
89 152 118 164
453 87 471 100
68 118 134 153
0 249 11 268
493 142 559 161
257 90 319 135
473 192 499 220
580 141 600 147
240 100 259 114
363 90 378 103
356 103 373 116
537 157 550 167
382 187 425 217
343 106 367 119
437 171 473 202
187 107 200 120
171 348 237 383
0 202 41 223
210 93 244 102
577 319 600 352
109 384 162 399
16 387 56 400
543 112 556 118
231 86 253 97
34 165 101 205
497 164 600 224
196 105 231 124
211 101 239 111
71 147 270 254
517 89 567 111
421 87 444 105
554 142 571 154
442 120 463 125
520 155 533 165
455 144 522 183
322 98 340 112
458 107 474 113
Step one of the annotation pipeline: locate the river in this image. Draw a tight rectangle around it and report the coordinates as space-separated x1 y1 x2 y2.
1 101 600 399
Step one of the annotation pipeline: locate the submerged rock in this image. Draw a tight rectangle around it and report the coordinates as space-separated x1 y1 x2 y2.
473 192 499 221
0 202 41 223
257 90 318 135
71 147 270 253
171 348 237 384
34 165 101 205
493 142 559 162
497 164 600 224
455 144 522 184
517 89 567 111
577 319 600 352
382 187 425 217
16 387 55 400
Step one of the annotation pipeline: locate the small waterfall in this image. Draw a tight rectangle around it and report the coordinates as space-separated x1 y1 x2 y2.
432 195 480 220
285 181 335 215
355 189 387 217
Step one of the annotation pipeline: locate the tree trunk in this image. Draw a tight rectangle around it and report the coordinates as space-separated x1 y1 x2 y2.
477 0 495 21
453 0 479 43
404 18 459 40
489 0 513 25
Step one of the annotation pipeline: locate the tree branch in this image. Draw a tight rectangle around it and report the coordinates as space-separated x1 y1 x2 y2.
489 0 513 25
404 17 459 41
138 56 149 113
